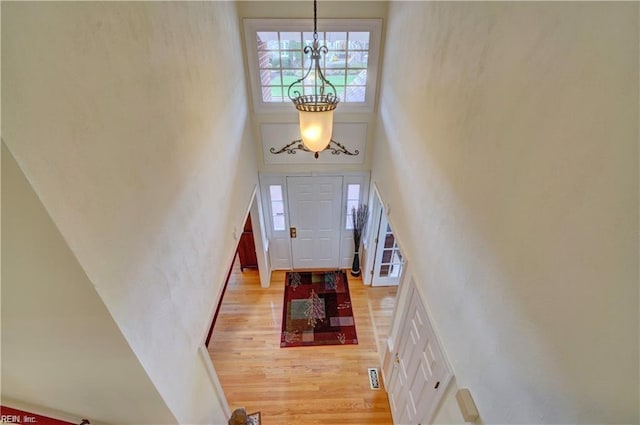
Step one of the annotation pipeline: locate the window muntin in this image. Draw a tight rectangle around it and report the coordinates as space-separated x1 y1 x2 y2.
256 31 370 104
345 183 361 230
379 225 403 278
245 19 381 113
269 185 285 231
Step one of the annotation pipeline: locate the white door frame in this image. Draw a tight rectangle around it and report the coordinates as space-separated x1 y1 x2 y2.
249 189 272 288
362 184 383 285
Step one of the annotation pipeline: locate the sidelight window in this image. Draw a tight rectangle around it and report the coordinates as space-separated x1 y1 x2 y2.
345 183 361 230
269 185 285 231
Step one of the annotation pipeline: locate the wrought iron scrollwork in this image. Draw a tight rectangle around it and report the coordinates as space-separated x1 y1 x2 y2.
270 139 359 159
270 140 309 155
326 139 359 156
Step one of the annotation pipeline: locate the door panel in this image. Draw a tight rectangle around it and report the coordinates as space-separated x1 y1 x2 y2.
387 281 452 424
287 176 343 269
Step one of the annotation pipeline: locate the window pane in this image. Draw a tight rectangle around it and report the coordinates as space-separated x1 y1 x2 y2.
327 51 347 68
347 184 360 200
271 52 292 68
303 83 334 96
302 53 313 69
270 185 283 201
269 185 286 231
259 69 272 84
348 32 370 48
267 87 285 102
261 71 281 86
346 199 360 229
384 234 395 249
345 184 361 229
382 249 393 263
263 85 286 102
257 32 279 48
348 69 367 83
326 69 346 87
277 53 294 68
253 25 374 106
346 215 354 230
257 50 271 70
347 200 359 213
284 51 303 69
349 52 368 68
280 32 301 50
272 201 284 216
273 215 285 231
345 86 366 103
326 32 347 49
393 250 403 263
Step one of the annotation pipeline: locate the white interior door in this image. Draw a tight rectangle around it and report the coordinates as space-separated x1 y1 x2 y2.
372 212 404 286
287 176 343 269
387 281 452 424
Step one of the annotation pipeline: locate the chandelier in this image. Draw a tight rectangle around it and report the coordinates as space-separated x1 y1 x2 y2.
269 0 360 160
287 0 339 158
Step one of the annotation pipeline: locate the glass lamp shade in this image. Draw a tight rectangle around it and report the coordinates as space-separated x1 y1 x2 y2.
298 110 334 153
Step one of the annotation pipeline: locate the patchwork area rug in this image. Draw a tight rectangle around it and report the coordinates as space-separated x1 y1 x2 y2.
281 270 358 348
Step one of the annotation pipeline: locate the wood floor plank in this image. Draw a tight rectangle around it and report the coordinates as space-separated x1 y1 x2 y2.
209 262 397 424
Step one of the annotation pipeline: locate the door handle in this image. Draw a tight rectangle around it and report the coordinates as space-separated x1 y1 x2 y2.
395 352 400 364
290 227 297 238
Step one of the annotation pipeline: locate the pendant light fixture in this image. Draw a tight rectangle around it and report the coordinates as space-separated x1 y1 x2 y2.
287 0 339 158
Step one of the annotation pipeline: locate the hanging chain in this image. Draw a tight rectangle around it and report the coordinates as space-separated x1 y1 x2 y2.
313 0 318 40
287 0 338 104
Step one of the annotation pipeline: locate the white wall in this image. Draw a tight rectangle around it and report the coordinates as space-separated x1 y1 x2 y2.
3 2 258 423
373 2 638 423
249 190 272 288
2 144 176 424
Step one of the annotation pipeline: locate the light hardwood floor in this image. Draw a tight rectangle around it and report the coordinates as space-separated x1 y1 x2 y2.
208 259 398 425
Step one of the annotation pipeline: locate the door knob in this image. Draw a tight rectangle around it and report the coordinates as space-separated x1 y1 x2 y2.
290 227 297 238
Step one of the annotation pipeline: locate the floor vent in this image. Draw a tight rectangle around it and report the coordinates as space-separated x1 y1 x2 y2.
368 367 381 390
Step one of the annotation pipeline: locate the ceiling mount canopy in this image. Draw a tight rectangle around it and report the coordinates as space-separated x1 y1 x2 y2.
287 0 339 158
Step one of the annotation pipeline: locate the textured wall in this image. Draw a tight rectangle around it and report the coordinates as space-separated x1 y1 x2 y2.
2 144 176 424
374 2 638 423
3 2 258 423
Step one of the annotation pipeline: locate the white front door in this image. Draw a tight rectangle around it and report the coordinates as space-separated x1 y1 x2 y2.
287 176 343 269
387 281 452 424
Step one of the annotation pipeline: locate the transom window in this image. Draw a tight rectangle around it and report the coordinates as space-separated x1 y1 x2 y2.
256 31 370 103
244 19 382 113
